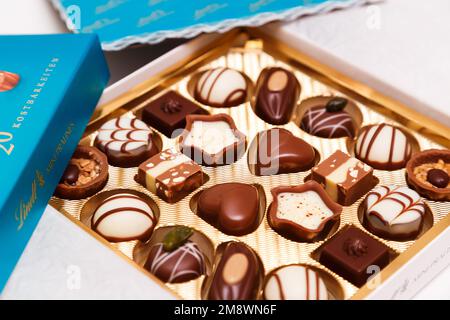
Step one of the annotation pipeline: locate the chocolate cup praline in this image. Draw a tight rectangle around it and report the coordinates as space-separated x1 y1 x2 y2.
268 180 342 242
297 96 363 139
54 145 109 200
179 113 247 167
79 189 160 243
406 149 450 201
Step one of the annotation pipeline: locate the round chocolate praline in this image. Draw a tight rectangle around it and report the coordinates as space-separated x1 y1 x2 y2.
300 97 356 139
144 241 206 284
427 169 449 188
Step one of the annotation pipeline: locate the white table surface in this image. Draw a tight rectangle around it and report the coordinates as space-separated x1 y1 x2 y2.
0 0 449 299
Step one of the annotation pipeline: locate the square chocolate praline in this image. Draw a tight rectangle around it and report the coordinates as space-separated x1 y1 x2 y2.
318 226 390 287
141 90 208 138
135 148 204 203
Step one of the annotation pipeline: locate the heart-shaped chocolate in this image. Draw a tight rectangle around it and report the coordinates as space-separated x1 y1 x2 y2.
248 128 317 176
196 183 262 236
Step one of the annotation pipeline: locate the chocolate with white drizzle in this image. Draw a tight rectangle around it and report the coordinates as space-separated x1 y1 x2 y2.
94 116 161 167
202 241 264 300
91 192 157 242
193 67 248 108
300 97 356 138
363 185 426 241
144 227 207 284
264 264 328 300
355 123 413 170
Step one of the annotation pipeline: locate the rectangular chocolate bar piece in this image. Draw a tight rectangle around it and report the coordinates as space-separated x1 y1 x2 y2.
141 90 208 138
311 150 375 206
136 148 204 203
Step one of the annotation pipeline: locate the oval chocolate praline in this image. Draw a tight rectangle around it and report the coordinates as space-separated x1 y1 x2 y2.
202 241 264 300
427 169 449 188
253 67 301 125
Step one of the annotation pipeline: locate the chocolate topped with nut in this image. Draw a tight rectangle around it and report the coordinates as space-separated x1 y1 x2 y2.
406 149 450 201
343 238 368 257
55 146 109 200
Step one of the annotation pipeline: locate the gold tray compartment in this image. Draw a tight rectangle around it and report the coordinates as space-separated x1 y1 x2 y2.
50 30 450 300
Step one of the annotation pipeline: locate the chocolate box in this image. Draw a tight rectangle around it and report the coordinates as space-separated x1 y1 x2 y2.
0 34 109 292
50 0 372 50
48 29 449 300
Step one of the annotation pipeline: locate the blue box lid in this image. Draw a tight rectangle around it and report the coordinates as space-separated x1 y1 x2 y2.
51 0 364 50
0 34 109 292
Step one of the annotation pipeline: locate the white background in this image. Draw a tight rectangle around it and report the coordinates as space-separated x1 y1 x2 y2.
0 0 449 299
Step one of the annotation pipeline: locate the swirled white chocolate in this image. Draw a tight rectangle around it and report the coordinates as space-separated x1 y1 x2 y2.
264 265 328 300
195 68 247 107
96 117 152 153
92 192 156 242
355 124 412 170
365 185 425 237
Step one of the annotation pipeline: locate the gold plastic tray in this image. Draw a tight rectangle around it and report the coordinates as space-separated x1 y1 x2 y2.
49 30 450 300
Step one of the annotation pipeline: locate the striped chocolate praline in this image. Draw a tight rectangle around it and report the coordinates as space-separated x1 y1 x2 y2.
263 264 328 300
355 123 413 171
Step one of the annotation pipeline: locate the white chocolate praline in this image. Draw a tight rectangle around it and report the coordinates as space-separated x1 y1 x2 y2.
265 265 328 300
276 191 334 230
97 117 152 152
92 193 155 240
365 185 425 237
196 68 246 106
183 120 239 155
356 124 412 168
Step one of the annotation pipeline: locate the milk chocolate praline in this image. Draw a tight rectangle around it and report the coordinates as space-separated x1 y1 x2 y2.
268 181 342 242
55 145 109 200
202 241 264 300
406 149 450 201
247 128 317 176
252 67 300 125
195 183 264 236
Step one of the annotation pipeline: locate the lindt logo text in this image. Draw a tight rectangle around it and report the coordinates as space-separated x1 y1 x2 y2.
14 171 45 231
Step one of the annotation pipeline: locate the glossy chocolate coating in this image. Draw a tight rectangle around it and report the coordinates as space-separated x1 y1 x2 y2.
142 90 208 138
196 183 261 236
301 101 356 138
427 169 449 188
144 241 206 283
61 164 80 185
253 67 300 125
248 128 316 176
319 226 390 287
202 241 264 300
